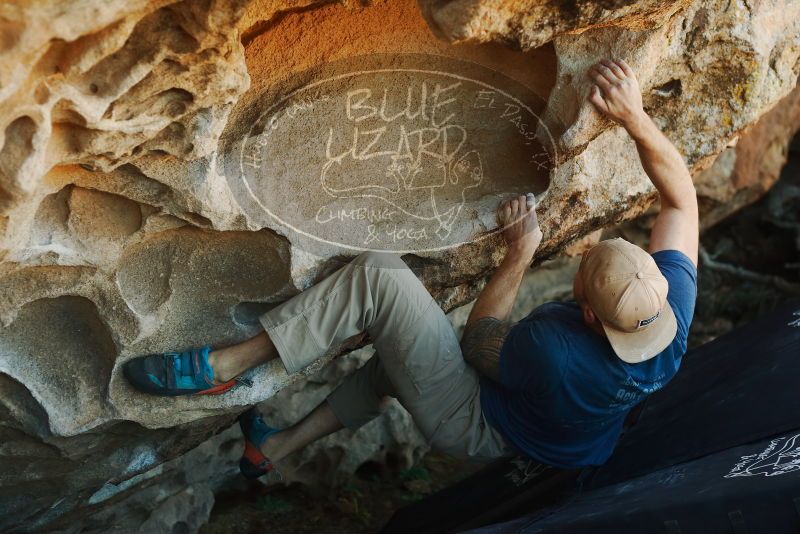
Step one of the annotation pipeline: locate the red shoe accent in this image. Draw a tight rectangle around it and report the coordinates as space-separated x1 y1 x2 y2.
244 441 273 471
195 379 237 395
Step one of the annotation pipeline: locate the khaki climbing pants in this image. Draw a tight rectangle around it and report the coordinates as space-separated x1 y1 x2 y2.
258 251 509 461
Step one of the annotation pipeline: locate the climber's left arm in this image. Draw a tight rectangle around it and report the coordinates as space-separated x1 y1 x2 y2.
461 195 542 381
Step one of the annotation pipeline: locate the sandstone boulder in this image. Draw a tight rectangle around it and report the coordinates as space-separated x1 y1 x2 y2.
418 0 690 49
0 0 798 531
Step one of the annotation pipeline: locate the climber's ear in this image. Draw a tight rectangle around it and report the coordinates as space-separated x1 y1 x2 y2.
574 264 597 327
582 303 597 326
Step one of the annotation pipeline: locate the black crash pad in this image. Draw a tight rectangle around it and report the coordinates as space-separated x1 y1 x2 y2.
589 300 800 488
383 302 800 534
381 455 578 534
472 430 800 534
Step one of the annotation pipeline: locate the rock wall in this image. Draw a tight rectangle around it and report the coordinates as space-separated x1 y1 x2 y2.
0 0 798 531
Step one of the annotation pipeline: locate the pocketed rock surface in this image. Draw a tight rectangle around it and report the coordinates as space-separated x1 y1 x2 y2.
0 0 798 531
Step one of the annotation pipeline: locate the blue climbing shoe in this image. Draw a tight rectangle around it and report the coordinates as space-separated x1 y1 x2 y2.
123 346 245 396
239 407 280 479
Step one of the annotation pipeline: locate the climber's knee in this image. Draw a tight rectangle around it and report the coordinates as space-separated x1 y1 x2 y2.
353 251 409 271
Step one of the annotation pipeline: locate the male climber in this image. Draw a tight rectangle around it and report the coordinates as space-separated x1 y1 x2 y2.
125 59 698 477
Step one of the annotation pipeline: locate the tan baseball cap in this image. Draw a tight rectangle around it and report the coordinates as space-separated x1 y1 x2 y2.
579 238 677 363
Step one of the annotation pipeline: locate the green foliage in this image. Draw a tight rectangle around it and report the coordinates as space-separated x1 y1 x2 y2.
399 465 431 482
254 495 295 514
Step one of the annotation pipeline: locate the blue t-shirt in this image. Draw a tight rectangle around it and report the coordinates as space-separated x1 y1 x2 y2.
480 250 698 469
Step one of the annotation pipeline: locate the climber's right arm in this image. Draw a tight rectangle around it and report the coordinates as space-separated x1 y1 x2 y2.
588 58 698 266
626 113 699 266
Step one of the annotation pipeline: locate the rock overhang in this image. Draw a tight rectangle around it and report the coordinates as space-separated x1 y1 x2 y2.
226 0 559 258
0 0 796 441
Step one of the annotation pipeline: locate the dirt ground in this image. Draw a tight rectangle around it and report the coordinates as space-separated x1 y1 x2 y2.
202 452 481 534
202 139 800 534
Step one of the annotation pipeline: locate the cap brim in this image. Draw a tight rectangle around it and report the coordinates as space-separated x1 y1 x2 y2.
601 303 678 364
